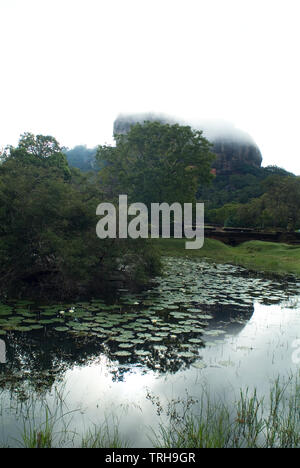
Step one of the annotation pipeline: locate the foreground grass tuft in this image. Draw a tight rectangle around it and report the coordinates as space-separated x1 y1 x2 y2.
150 375 300 448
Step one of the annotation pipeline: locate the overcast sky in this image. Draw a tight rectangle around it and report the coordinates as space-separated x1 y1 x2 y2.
1 0 300 173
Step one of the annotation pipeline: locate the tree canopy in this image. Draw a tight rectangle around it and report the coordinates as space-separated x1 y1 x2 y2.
2 133 71 179
96 121 216 206
206 175 300 230
65 145 98 172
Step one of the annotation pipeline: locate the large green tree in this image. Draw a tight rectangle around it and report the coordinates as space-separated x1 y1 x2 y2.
96 121 215 206
2 133 71 178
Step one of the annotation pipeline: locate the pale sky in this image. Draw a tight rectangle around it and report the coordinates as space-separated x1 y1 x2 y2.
0 0 300 173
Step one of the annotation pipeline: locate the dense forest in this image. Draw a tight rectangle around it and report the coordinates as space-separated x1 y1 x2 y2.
201 165 300 229
0 122 214 299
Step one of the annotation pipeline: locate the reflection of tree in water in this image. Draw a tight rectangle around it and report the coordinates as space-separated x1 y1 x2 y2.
102 302 256 379
107 341 207 382
0 328 208 393
0 331 105 397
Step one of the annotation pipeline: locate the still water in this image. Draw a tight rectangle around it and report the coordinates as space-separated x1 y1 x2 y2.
0 258 299 447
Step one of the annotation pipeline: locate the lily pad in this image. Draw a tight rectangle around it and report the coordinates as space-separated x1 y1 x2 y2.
113 351 132 357
135 350 151 356
192 361 207 369
178 351 196 358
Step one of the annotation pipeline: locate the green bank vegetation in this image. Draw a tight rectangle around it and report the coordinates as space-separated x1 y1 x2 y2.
155 238 300 278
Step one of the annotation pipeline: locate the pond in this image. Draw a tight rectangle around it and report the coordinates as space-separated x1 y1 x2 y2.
0 258 300 447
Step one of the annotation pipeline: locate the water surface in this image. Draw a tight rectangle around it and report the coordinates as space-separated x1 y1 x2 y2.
0 258 299 446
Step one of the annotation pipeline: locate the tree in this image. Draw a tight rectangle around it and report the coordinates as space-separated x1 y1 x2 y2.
2 133 71 179
261 175 300 230
65 145 99 172
96 121 215 206
17 132 66 158
212 175 300 230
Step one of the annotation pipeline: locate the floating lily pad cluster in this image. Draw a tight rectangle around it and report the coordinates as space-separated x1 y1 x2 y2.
149 259 298 309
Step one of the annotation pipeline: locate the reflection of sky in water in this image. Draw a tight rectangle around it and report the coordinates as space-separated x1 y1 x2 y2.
48 301 300 447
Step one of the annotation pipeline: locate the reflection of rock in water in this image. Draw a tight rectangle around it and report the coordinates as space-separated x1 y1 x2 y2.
204 303 254 338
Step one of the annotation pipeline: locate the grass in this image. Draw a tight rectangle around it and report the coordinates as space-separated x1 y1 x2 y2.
0 387 129 448
154 238 300 278
1 373 299 448
80 419 129 448
149 374 300 448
